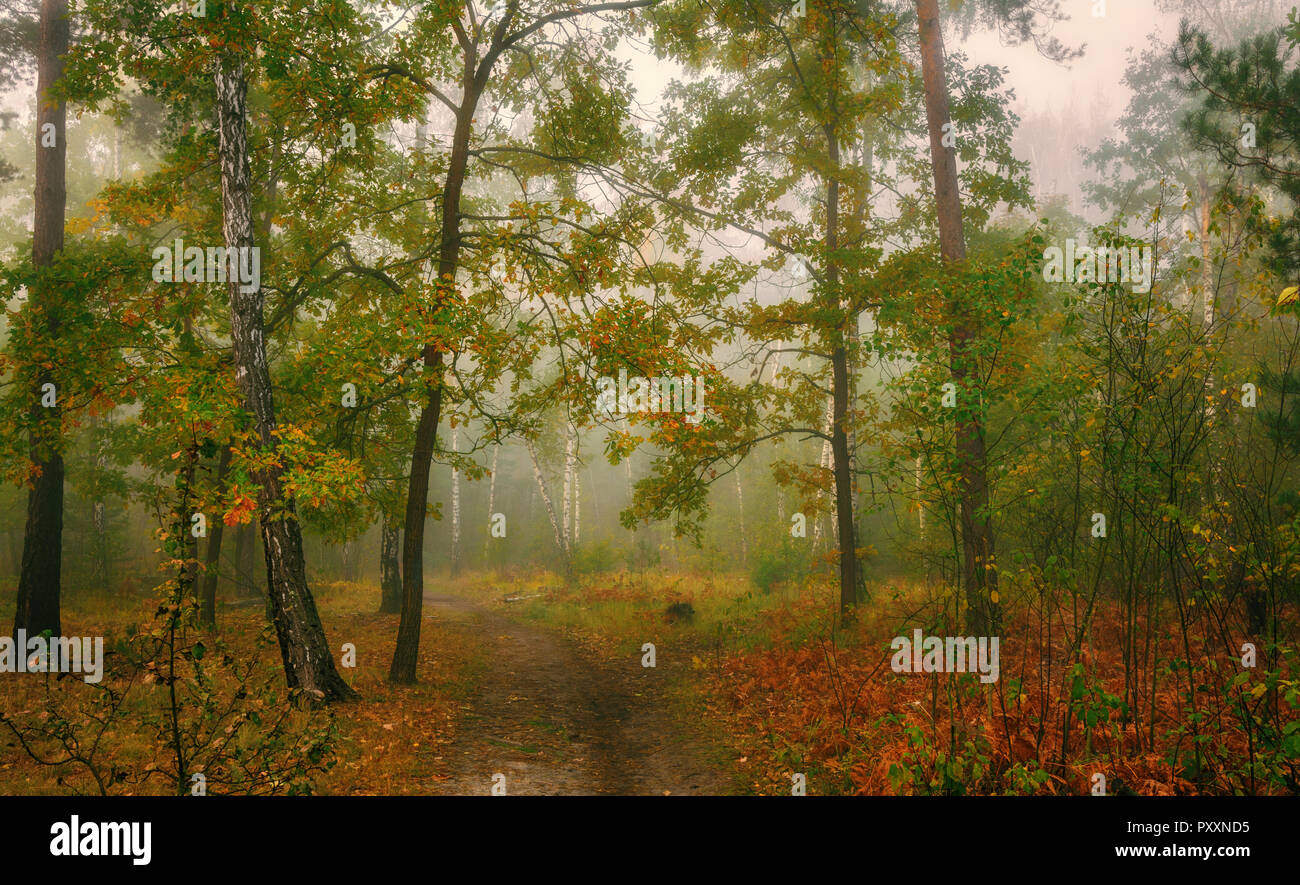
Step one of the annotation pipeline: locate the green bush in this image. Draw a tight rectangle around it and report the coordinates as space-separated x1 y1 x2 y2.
572 539 622 574
751 540 802 594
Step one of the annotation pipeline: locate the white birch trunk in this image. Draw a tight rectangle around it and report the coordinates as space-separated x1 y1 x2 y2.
562 425 575 550
527 440 567 556
813 397 835 551
484 445 499 559
215 52 352 699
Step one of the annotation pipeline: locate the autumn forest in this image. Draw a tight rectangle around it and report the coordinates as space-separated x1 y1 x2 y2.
0 0 1298 815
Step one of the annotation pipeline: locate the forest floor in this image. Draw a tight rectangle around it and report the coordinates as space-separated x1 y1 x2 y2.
447 570 1299 796
0 574 737 795
422 592 728 795
2 569 1294 796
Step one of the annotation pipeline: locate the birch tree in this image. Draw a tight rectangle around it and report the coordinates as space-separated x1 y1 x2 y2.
214 48 355 702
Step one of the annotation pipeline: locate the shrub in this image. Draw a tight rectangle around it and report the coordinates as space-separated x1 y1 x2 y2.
751 539 803 594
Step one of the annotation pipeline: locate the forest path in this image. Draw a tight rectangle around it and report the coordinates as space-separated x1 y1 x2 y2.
425 593 728 796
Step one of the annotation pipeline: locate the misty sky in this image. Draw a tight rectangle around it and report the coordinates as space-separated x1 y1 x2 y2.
964 0 1179 115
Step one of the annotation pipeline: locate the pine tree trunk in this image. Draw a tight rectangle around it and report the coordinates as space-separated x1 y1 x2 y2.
215 53 355 702
13 0 69 640
917 0 999 634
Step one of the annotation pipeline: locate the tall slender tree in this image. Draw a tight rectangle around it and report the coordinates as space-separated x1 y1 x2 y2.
913 0 1076 633
213 42 355 702
13 0 69 638
382 0 657 683
915 0 999 633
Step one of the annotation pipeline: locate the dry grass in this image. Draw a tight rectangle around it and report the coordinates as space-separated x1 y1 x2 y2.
0 579 476 795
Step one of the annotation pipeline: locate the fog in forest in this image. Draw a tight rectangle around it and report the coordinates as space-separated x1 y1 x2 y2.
1 0 1297 806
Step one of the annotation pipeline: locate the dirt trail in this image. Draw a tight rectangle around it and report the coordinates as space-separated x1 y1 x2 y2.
425 594 727 796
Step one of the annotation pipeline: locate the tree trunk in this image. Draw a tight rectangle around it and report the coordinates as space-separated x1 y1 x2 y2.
1198 173 1225 437
813 397 834 553
91 416 109 588
391 76 482 684
391 350 443 684
6 531 20 581
916 454 926 536
824 128 859 617
563 424 575 550
13 0 69 640
215 54 355 702
735 468 747 564
380 517 402 613
1199 174 1214 331
772 353 787 524
341 539 356 582
199 446 232 628
527 440 568 561
450 424 462 576
624 419 634 501
233 522 258 597
830 342 857 613
850 131 872 578
916 0 999 634
177 453 200 604
484 445 499 562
